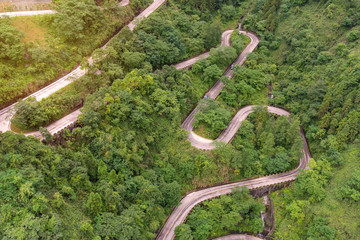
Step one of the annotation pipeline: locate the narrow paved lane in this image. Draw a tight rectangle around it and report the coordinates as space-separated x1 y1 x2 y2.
173 30 234 69
128 0 166 31
181 31 260 150
185 106 289 150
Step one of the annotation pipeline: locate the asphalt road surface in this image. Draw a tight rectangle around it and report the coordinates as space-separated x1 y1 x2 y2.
173 30 234 69
184 106 289 150
181 31 260 150
128 0 166 31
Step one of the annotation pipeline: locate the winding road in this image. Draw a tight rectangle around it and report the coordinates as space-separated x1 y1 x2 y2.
156 32 311 239
157 105 310 239
157 104 310 240
1 3 312 240
181 31 259 150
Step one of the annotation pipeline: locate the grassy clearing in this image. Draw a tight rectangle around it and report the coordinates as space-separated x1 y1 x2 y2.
11 16 47 44
271 144 360 240
311 145 360 238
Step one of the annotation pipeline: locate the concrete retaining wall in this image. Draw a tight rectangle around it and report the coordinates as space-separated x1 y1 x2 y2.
0 0 52 12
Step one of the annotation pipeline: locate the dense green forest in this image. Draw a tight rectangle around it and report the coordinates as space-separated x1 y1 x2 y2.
1 0 360 239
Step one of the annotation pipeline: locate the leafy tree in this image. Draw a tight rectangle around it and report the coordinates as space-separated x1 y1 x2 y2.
347 29 360 41
53 0 105 41
182 187 264 239
150 89 180 117
340 170 360 202
221 5 237 21
194 98 231 138
306 217 336 240
175 224 194 240
202 64 222 83
112 70 154 95
0 17 24 63
86 192 104 217
295 159 332 203
201 21 222 49
266 151 291 174
209 46 237 67
122 51 147 70
160 181 181 208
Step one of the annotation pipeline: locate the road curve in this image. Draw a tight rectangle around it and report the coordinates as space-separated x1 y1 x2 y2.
181 31 260 150
0 0 165 135
173 30 234 69
184 106 289 150
156 120 310 239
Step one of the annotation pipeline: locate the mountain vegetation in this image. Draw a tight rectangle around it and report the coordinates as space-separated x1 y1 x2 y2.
1 0 360 239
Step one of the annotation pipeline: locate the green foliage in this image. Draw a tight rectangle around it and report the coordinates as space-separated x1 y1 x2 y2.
112 70 154 95
346 29 360 42
86 192 104 217
201 21 222 49
209 46 237 67
11 73 105 130
122 51 147 70
175 224 194 240
12 97 53 130
193 98 231 138
306 217 336 240
0 17 24 63
176 187 264 240
221 5 237 21
232 108 303 175
202 64 223 83
5 0 360 238
53 0 104 41
230 31 251 54
219 63 270 107
295 159 332 203
340 170 360 202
